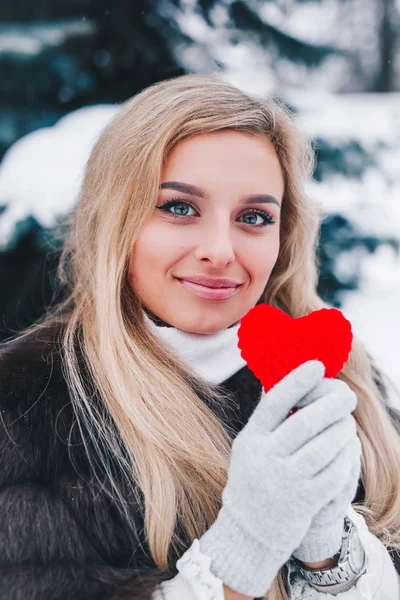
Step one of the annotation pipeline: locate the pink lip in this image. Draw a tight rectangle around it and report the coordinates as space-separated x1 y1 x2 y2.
175 276 242 288
176 278 241 300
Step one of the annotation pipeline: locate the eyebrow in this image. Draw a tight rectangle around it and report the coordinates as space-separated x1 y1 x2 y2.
159 181 281 207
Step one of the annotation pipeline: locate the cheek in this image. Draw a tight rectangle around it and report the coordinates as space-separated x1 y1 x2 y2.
131 223 184 278
243 232 280 279
134 230 160 266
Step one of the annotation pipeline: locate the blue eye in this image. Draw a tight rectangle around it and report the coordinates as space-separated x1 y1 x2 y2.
240 209 275 226
156 198 276 227
163 200 196 217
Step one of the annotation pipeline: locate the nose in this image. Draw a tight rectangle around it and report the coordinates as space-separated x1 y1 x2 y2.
194 221 235 267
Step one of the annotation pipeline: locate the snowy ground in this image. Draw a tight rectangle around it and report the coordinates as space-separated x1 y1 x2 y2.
0 94 399 403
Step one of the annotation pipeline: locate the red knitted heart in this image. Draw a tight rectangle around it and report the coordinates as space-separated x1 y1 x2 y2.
237 304 353 396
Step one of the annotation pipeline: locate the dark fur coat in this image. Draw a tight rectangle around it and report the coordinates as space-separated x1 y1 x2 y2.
0 324 399 599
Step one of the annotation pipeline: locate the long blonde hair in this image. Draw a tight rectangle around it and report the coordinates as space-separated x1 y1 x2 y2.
7 74 400 599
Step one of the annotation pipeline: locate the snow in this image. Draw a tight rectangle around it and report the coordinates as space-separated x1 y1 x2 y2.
0 33 42 56
340 247 400 409
0 20 96 57
289 91 400 404
0 104 118 247
259 0 341 46
0 94 399 401
291 90 400 145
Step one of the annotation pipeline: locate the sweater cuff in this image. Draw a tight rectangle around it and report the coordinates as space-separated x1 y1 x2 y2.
154 540 225 600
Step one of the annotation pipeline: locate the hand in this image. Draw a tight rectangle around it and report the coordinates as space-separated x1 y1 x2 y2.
199 360 359 598
291 378 362 563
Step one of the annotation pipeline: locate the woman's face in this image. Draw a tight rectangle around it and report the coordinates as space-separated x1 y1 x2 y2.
129 130 284 334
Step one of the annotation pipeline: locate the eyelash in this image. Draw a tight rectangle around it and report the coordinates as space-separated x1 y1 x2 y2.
156 197 277 228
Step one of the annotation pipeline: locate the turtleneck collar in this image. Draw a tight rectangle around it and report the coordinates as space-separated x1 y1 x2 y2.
143 312 247 386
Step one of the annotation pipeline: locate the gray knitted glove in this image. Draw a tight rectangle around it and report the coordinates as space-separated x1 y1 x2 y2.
199 360 359 598
291 377 362 562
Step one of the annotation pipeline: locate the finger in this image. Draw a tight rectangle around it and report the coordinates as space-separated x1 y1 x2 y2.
319 460 362 517
274 387 358 454
307 449 362 528
292 416 359 478
311 437 362 507
296 378 353 409
244 360 325 435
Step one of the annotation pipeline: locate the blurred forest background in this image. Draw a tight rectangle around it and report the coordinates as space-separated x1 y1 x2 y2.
0 0 399 396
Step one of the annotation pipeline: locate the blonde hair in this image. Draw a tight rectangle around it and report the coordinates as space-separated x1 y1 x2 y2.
6 74 400 598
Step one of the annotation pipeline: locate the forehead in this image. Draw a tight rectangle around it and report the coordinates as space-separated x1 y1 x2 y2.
162 131 284 197
165 130 277 163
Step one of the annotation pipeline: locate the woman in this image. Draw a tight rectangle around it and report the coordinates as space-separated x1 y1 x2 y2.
1 74 400 600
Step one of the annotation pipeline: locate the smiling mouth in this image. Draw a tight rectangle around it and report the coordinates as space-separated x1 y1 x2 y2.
174 276 243 288
175 278 241 301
